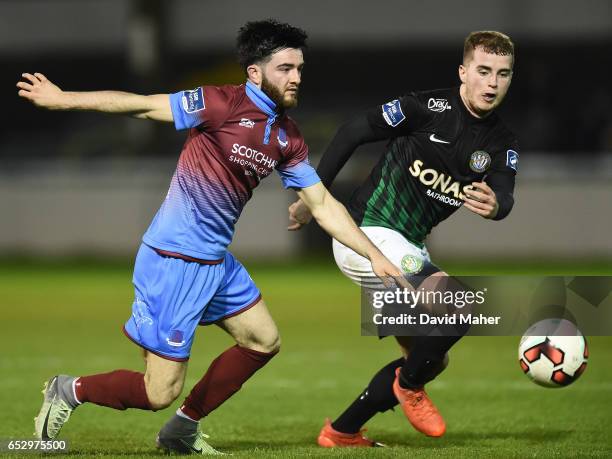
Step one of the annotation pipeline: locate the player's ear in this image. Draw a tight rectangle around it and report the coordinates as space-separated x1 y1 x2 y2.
247 64 263 86
458 64 467 84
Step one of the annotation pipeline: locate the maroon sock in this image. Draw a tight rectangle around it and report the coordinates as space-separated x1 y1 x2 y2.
180 345 277 420
75 370 152 411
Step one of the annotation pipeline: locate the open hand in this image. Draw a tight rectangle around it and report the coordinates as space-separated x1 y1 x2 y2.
16 73 64 110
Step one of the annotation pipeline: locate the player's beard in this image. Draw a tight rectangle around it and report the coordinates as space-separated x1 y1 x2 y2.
261 76 298 109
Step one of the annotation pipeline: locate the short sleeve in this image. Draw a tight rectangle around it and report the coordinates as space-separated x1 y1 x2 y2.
169 86 233 131
366 93 432 137
277 161 321 189
276 125 321 189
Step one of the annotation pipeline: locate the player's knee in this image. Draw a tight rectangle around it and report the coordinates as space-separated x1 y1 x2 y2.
242 331 281 354
268 333 281 354
258 332 281 354
147 384 182 410
145 375 183 410
148 394 171 410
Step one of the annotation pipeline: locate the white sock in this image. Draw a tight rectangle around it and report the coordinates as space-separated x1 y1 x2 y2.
72 378 82 405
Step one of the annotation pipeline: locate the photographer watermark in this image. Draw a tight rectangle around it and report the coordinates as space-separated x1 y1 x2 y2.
361 276 612 336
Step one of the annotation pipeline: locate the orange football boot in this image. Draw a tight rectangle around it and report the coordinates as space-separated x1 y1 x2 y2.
317 418 384 447
392 368 446 437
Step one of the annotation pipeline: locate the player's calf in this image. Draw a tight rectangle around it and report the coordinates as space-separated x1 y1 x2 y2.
158 343 278 454
143 351 188 410
179 344 277 421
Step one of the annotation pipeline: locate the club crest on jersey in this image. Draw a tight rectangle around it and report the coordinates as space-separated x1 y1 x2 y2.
181 87 205 113
428 98 451 112
167 330 185 347
382 99 406 127
277 128 288 148
469 150 491 173
401 255 424 274
506 149 519 171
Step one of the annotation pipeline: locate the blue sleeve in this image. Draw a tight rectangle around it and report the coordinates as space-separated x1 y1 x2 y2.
169 87 206 131
277 161 321 189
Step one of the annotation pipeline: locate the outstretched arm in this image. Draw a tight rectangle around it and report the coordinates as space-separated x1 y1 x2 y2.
296 182 406 286
16 73 172 122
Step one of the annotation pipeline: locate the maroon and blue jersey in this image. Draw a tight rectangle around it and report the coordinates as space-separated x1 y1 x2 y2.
142 81 320 260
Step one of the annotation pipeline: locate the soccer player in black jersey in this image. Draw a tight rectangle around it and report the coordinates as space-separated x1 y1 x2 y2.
288 31 518 446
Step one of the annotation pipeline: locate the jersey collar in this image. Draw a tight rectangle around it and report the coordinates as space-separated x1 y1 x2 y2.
246 80 279 145
246 80 277 117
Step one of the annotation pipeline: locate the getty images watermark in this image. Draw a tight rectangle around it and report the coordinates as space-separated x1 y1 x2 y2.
370 286 497 326
361 276 612 336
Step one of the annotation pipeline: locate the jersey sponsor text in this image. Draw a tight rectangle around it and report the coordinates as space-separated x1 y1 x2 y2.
230 143 278 178
231 144 278 168
409 159 471 201
427 98 451 112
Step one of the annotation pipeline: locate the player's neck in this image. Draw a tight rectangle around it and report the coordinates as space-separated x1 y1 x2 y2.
459 84 493 120
245 80 279 116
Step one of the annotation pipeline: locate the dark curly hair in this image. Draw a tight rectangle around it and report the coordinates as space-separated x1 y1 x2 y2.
237 19 308 72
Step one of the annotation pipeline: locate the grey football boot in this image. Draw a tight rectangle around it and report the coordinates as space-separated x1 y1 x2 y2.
156 414 224 455
34 375 79 440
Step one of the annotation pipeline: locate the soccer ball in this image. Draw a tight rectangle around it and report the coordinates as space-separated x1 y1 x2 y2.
518 319 588 388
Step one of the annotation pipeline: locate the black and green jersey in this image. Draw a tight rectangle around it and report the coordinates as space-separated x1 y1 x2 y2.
318 87 518 247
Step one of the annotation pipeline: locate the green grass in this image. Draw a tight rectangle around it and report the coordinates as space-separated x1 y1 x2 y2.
0 260 611 458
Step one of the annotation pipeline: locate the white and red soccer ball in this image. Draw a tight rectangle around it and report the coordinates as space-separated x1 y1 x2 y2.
518 319 588 388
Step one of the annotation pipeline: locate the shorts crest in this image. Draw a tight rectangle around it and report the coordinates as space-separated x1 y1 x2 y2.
401 255 424 274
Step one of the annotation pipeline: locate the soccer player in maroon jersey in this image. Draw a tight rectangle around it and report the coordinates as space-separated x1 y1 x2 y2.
17 19 404 454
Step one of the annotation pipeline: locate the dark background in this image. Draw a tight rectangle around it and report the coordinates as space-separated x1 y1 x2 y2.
2 1 612 161
1 0 611 260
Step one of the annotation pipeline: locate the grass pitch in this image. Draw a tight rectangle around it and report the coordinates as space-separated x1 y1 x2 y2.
1 259 611 458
